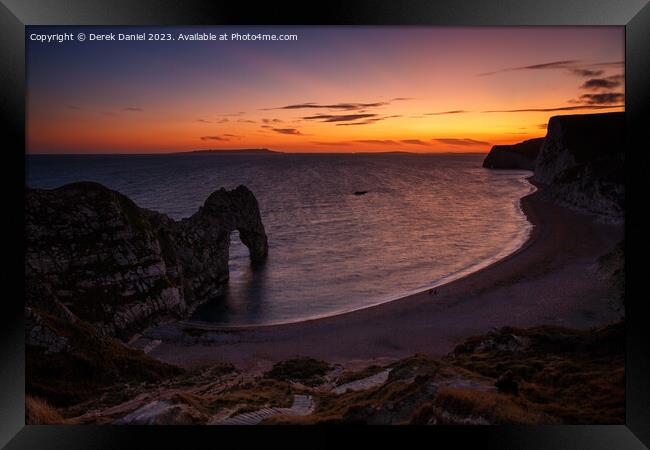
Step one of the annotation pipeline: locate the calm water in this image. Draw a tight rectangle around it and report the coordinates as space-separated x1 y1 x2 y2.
27 153 534 325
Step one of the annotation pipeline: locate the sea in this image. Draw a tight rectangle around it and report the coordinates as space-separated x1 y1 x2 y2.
26 153 535 326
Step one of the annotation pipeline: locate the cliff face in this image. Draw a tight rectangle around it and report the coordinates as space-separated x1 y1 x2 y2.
482 138 545 170
533 112 624 221
26 182 267 339
482 113 624 222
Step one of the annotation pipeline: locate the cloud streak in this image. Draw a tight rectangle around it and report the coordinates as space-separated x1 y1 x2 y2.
482 104 623 113
311 141 351 146
424 110 468 116
272 128 303 135
336 115 401 126
354 139 398 145
301 113 378 123
400 139 428 146
478 60 616 78
434 138 491 146
580 74 624 90
577 92 624 105
266 101 389 111
478 60 579 76
200 135 229 141
570 68 604 77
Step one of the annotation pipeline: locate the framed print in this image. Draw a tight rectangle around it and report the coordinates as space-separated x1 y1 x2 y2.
1 0 648 448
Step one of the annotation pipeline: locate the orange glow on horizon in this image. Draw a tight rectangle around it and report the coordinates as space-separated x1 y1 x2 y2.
26 26 624 154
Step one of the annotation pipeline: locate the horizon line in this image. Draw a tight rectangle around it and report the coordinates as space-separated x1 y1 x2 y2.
26 149 496 156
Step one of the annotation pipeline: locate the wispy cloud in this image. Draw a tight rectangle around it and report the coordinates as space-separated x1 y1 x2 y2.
272 128 303 135
478 60 617 78
265 102 389 111
570 68 604 77
349 115 403 126
584 61 624 68
400 139 428 146
123 107 143 112
483 104 623 113
434 138 490 146
311 141 351 146
299 113 401 127
478 60 579 76
577 92 624 105
424 110 468 116
302 113 378 123
354 139 398 145
264 97 411 112
580 74 624 90
200 135 229 141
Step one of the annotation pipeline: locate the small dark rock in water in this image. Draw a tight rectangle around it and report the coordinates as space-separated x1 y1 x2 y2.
495 370 519 395
353 190 369 196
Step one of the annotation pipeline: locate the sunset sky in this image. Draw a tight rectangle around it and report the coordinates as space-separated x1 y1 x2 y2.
27 26 624 154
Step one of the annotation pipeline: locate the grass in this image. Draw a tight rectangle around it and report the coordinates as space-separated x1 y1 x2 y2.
27 308 624 425
388 354 441 381
26 308 183 406
264 322 625 425
264 357 332 386
448 321 625 424
335 364 384 386
26 396 66 425
269 372 437 424
209 379 294 415
433 387 552 424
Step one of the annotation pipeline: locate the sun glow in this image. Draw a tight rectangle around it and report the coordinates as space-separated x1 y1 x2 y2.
27 26 624 154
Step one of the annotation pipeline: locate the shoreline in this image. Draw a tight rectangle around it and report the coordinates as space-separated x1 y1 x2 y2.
147 186 623 371
182 176 537 331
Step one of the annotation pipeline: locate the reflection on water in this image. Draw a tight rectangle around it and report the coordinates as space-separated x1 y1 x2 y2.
200 234 271 323
27 153 533 325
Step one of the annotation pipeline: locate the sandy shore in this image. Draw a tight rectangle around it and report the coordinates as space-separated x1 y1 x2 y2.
148 187 623 371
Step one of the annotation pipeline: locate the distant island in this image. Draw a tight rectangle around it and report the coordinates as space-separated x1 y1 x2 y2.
181 148 281 155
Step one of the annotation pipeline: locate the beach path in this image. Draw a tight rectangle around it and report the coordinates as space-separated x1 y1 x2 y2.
212 394 314 425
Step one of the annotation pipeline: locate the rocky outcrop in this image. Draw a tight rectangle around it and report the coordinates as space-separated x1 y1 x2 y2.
482 138 544 170
482 113 624 221
26 182 268 339
26 306 183 405
532 112 624 221
170 186 269 305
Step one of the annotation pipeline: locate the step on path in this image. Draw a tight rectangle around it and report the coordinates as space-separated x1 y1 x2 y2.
213 394 314 425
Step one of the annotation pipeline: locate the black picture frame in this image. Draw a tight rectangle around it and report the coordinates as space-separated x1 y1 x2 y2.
1 0 648 448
